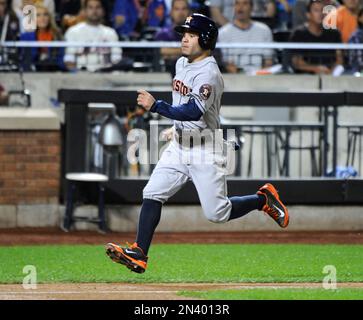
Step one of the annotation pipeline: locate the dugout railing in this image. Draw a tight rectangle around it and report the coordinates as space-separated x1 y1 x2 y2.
149 119 325 178
58 89 363 205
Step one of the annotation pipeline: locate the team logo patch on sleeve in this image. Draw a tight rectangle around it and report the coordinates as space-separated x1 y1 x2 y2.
199 84 212 100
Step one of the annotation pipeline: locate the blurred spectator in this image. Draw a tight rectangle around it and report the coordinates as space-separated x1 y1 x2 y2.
0 0 20 41
64 0 122 71
112 0 168 40
289 0 343 74
252 0 276 19
111 0 138 39
58 0 86 31
154 0 189 41
154 0 190 75
0 83 9 105
251 0 276 29
20 4 64 71
12 0 55 29
0 0 20 68
292 0 308 28
209 0 235 26
146 0 168 27
164 0 172 13
59 0 112 31
218 0 274 74
292 0 339 29
275 0 295 30
326 0 360 43
347 7 363 72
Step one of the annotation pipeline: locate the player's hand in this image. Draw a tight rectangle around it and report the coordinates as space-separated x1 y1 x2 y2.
137 90 156 111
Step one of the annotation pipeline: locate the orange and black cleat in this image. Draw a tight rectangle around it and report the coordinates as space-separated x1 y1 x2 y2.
257 183 289 228
105 242 148 274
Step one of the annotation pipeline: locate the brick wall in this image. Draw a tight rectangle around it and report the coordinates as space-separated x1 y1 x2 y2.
0 131 61 204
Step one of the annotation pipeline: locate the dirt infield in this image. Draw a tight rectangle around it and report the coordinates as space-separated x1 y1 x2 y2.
0 228 362 245
1 282 363 300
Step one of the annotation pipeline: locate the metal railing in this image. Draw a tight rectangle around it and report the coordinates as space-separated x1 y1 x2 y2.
1 41 363 73
58 89 363 179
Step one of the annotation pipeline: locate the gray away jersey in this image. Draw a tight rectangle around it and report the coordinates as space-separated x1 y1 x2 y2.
172 56 224 131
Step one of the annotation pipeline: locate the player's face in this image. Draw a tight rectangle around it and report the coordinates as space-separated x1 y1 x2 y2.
307 2 324 25
181 31 204 61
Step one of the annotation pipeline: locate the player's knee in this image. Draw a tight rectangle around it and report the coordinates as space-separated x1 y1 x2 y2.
142 193 167 204
142 188 168 204
207 215 227 224
205 205 231 224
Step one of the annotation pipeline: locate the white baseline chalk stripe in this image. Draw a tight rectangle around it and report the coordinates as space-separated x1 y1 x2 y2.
0 290 180 294
0 285 343 295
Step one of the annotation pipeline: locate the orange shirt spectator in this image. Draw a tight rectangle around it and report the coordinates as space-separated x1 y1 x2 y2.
327 0 359 43
336 6 357 42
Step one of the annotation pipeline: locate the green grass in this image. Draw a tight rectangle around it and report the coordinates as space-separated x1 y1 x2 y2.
0 244 362 284
178 288 363 300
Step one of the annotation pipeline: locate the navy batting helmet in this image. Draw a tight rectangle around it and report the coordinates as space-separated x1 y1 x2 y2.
174 13 218 50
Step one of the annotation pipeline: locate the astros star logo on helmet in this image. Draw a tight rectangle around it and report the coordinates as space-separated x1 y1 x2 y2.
186 16 193 24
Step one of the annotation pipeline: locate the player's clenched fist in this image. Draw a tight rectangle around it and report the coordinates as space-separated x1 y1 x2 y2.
137 90 156 111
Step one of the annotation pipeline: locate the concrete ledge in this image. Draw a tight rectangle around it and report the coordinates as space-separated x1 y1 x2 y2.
0 204 362 231
107 206 140 232
17 205 60 227
0 206 17 228
0 108 60 130
73 206 99 231
106 205 363 232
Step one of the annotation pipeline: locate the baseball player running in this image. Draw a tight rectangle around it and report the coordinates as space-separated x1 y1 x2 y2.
105 13 289 274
